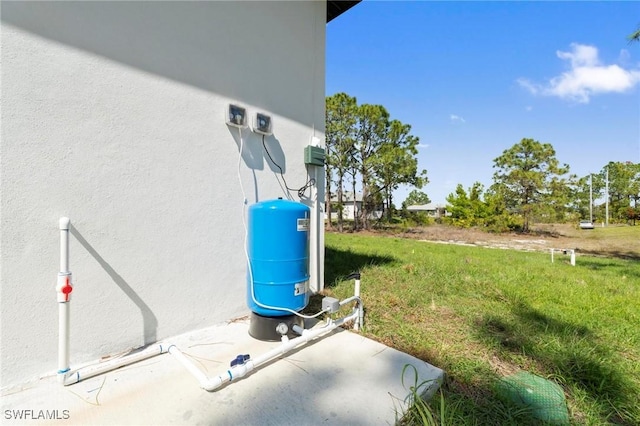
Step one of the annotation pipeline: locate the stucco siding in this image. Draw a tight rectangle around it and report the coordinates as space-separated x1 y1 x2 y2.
1 1 325 388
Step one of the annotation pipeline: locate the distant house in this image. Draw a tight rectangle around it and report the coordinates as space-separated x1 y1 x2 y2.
407 203 449 218
326 191 384 220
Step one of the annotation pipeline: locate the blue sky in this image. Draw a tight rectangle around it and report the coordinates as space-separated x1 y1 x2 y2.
326 1 640 205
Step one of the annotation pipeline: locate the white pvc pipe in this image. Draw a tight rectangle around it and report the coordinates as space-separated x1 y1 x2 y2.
339 295 363 331
58 304 70 380
168 346 227 391
59 217 70 273
57 218 72 383
550 248 575 266
354 278 362 331
339 295 361 307
171 311 359 392
63 344 167 386
56 219 170 386
55 214 362 389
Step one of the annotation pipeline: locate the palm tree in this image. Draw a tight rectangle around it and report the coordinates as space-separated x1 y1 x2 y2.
628 27 640 43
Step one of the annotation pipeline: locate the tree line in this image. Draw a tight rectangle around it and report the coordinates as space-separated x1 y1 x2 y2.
325 93 427 231
325 93 640 233
444 138 640 232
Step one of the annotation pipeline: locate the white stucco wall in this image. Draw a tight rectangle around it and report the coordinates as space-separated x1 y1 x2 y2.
1 1 326 389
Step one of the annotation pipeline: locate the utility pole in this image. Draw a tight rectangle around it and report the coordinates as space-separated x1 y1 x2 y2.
589 173 593 223
605 166 609 226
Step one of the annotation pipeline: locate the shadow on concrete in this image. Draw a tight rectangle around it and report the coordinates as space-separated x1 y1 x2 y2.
70 225 158 345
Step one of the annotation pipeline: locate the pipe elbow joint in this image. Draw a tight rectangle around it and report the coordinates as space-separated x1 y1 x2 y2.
61 371 79 386
202 376 224 392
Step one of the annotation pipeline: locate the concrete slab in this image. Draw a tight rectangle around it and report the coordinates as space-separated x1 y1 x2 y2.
1 318 444 425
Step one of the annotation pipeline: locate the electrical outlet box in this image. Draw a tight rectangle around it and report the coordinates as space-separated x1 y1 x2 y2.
304 145 325 166
322 297 340 314
226 104 247 128
253 112 272 135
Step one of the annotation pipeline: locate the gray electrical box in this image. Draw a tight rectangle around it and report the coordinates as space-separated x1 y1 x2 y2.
322 296 340 313
304 145 325 167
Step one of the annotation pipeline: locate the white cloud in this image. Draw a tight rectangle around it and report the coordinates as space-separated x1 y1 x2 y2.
417 143 430 149
518 43 640 103
618 49 631 65
525 106 533 112
450 114 466 123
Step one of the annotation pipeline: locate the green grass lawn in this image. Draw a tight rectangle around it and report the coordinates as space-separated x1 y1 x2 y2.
323 232 640 425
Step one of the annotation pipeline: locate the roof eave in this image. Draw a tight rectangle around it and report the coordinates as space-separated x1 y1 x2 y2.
327 1 360 23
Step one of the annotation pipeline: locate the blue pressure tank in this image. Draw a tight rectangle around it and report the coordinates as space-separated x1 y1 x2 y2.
247 199 310 317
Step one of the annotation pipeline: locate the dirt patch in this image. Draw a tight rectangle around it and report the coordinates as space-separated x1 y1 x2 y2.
353 223 639 259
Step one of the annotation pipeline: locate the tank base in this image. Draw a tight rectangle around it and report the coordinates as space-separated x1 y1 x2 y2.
248 312 304 342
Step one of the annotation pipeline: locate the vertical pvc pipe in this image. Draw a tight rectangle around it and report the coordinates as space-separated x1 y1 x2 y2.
59 218 70 273
550 249 554 263
570 250 575 266
354 278 361 331
57 218 71 382
58 303 70 380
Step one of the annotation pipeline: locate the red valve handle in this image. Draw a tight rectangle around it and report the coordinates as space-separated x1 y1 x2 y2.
61 278 73 301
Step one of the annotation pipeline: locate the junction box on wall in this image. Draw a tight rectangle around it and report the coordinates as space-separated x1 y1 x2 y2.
304 145 325 166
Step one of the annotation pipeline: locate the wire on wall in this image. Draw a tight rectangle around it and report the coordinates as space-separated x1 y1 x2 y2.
262 135 315 199
236 128 326 319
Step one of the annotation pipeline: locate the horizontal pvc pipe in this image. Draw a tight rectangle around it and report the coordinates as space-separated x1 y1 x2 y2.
62 310 359 388
168 346 228 391
250 311 357 368
63 344 168 386
338 294 363 331
172 310 359 392
339 295 361 307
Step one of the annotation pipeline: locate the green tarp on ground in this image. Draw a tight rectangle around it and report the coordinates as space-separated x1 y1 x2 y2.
496 371 569 424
